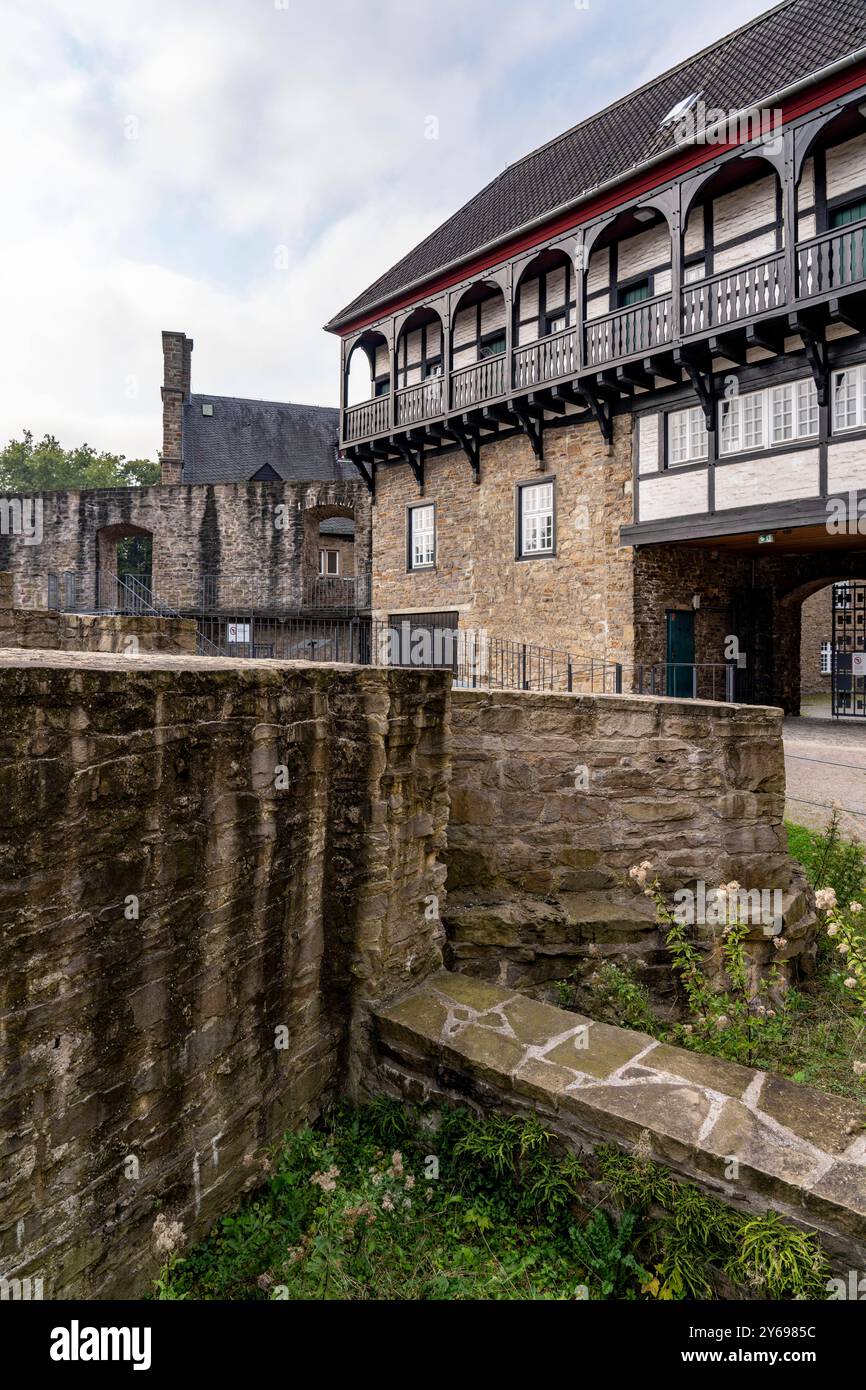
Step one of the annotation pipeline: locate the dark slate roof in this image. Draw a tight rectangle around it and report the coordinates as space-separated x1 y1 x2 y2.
319 516 355 536
181 394 355 483
327 0 866 329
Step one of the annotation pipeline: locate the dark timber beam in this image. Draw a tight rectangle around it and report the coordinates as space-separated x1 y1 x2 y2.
643 353 680 384
483 403 520 428
514 404 544 464
529 391 566 416
349 452 375 496
790 312 829 406
709 332 748 366
675 348 716 432
600 369 631 398
580 381 613 447
551 383 584 407
829 294 866 333
617 364 654 391
745 322 785 356
395 437 424 490
449 421 481 484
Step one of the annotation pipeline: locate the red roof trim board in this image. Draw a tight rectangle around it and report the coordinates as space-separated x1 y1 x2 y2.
334 56 866 339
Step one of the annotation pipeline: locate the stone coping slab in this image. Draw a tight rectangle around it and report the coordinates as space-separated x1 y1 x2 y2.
375 970 866 1259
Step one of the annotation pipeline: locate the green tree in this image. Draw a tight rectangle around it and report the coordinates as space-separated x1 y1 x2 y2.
0 431 160 491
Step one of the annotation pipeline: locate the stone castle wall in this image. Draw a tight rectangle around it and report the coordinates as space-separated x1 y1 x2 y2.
444 688 814 1005
370 418 635 660
0 479 371 612
0 573 197 654
0 651 449 1298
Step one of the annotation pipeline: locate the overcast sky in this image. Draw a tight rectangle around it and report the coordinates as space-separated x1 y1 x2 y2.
0 0 781 460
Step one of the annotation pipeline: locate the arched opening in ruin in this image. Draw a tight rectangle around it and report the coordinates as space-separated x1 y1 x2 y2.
301 503 362 607
96 523 154 610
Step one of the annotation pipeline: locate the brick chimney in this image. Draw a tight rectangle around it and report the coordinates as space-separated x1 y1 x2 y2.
160 331 193 485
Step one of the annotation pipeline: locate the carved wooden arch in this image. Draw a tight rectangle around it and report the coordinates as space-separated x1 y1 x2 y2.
393 294 448 342
792 93 866 185
343 324 392 392
582 191 677 263
447 268 509 320
679 145 786 226
511 233 578 290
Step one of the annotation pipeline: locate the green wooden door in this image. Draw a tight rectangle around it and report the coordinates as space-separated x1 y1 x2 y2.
666 609 695 698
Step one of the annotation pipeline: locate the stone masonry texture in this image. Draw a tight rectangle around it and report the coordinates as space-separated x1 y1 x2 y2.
0 479 371 613
0 651 449 1298
444 688 815 1004
370 417 635 660
0 576 197 654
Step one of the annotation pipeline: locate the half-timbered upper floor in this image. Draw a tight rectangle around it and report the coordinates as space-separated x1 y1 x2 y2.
327 0 866 519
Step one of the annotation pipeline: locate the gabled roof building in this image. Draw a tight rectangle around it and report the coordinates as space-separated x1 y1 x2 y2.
327 0 866 716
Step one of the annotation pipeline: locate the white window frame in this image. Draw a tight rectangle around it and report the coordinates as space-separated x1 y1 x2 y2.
820 642 833 676
409 504 435 569
832 364 866 433
519 481 555 556
719 377 818 457
667 406 708 466
319 548 340 576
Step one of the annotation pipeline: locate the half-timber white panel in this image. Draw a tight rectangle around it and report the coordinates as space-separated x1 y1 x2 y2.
637 415 659 475
715 450 819 510
797 157 815 212
546 265 567 309
828 439 866 492
639 469 708 521
586 246 610 295
480 296 506 335
684 208 705 255
618 223 671 280
519 277 540 320
453 308 476 348
713 176 777 247
826 133 866 200
713 229 778 275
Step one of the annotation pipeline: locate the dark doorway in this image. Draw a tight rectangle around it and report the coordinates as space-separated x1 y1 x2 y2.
666 609 695 698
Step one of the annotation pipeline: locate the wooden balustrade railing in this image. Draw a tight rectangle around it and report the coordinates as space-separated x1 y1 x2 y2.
450 353 507 411
344 393 390 443
681 253 786 335
584 294 672 367
395 375 444 426
341 232 866 446
797 220 866 300
512 326 577 390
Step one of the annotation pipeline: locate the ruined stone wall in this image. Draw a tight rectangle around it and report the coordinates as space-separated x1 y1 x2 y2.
370 417 635 660
443 688 814 1006
0 652 448 1299
0 576 197 653
0 479 371 612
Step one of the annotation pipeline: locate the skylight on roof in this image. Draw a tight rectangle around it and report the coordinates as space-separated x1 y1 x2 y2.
659 92 702 128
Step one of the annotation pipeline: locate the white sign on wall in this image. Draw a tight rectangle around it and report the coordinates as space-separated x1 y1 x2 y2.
227 623 251 644
852 651 866 677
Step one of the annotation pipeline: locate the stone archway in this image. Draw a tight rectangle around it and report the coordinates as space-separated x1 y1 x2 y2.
776 566 866 714
301 503 362 606
96 523 154 609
